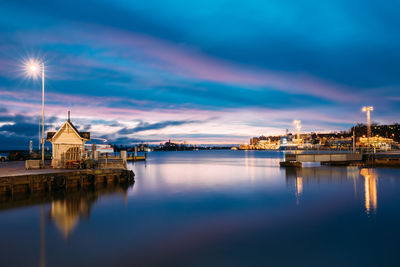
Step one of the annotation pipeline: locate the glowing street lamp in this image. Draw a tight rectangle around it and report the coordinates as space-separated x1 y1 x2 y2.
362 106 373 139
26 59 45 166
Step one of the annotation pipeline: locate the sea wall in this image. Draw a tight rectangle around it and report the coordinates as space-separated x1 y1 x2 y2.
0 169 134 195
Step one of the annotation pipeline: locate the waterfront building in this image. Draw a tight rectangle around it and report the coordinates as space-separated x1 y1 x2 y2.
358 136 394 149
250 137 259 145
47 115 90 168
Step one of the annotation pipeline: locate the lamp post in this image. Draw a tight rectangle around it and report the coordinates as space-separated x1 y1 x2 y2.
26 59 45 167
362 106 373 138
293 120 301 140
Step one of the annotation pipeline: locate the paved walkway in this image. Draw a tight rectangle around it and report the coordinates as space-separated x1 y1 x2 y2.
0 161 77 177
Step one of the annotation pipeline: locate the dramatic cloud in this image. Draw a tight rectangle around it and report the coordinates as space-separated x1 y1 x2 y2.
1 0 399 147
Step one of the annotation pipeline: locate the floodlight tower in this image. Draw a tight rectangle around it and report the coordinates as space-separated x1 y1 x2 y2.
362 106 374 138
293 120 301 140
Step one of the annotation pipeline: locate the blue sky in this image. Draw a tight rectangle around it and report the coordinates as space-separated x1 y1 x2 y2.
0 0 399 148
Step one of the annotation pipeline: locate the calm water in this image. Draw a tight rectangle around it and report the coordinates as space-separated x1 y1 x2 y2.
1 150 400 266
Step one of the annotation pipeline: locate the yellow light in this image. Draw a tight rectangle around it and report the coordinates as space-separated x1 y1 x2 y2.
362 106 374 112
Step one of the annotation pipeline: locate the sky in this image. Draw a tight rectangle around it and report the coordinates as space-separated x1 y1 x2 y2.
1 0 400 149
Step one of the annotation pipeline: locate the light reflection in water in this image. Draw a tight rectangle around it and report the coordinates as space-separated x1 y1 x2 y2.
37 185 133 266
47 186 131 238
295 177 303 205
49 198 91 238
360 168 378 215
285 166 378 215
0 151 399 266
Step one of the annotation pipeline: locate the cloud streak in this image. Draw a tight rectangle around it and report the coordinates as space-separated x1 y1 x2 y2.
118 120 205 135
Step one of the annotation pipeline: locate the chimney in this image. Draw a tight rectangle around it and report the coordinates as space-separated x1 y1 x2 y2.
68 111 71 122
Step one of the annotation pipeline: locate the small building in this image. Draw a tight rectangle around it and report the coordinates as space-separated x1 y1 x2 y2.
358 136 393 149
47 114 90 168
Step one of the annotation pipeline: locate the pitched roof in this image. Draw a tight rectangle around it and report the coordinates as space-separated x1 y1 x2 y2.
47 119 90 141
67 120 90 140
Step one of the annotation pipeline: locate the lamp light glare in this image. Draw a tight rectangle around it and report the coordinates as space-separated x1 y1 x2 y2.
24 59 41 78
362 106 374 112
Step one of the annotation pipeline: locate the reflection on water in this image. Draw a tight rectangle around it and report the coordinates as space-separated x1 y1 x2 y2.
0 151 399 266
360 168 378 215
295 177 302 205
285 166 379 215
38 184 133 266
0 182 133 239
40 205 45 267
49 196 92 238
48 185 132 238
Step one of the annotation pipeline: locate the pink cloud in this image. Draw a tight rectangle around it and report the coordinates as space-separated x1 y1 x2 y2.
19 24 364 102
75 25 363 102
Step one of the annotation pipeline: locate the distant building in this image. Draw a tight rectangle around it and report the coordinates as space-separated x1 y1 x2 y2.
359 136 393 149
250 137 260 145
47 115 90 168
259 135 268 140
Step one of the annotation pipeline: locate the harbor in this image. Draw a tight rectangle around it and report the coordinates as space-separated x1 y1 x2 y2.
2 1 400 266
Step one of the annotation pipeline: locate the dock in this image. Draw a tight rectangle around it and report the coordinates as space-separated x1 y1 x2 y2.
0 162 134 195
106 153 147 161
280 151 363 167
280 150 400 167
127 155 146 161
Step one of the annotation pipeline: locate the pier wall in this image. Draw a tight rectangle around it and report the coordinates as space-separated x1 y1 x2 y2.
0 169 134 195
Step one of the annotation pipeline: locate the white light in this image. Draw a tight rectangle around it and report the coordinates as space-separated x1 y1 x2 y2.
30 65 37 72
24 59 41 78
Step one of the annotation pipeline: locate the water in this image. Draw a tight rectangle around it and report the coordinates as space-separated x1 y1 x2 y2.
1 150 400 266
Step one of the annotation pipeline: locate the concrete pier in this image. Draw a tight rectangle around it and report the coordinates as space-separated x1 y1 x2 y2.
0 162 134 195
280 151 400 167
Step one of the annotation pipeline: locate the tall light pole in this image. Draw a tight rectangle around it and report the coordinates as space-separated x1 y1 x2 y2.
362 106 373 139
26 59 45 167
293 120 301 140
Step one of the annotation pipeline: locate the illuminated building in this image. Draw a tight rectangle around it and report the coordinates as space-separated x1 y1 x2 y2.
250 137 260 145
358 136 393 149
46 113 90 168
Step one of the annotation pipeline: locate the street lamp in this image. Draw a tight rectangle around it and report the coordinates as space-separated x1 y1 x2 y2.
26 59 45 167
293 120 301 140
362 106 373 138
